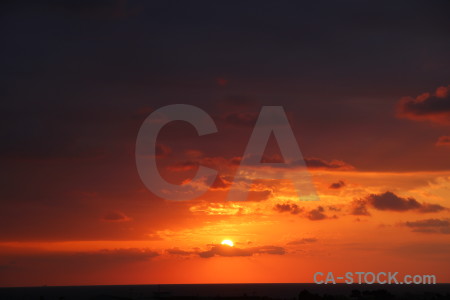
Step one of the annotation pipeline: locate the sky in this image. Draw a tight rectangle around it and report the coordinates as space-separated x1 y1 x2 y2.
1 0 450 287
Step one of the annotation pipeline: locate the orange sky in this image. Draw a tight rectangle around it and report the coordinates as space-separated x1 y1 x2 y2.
1 160 450 286
2 85 450 286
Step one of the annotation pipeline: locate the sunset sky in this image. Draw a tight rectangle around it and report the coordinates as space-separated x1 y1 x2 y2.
1 0 450 287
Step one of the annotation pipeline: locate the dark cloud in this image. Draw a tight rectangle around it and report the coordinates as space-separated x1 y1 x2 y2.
404 218 450 234
328 205 341 212
368 192 421 211
102 211 131 222
166 244 285 258
304 158 354 170
418 203 448 213
350 200 371 216
274 204 336 220
354 192 446 214
198 244 285 258
287 238 318 245
273 203 302 215
166 248 194 256
397 85 450 124
73 248 159 262
329 180 345 189
307 206 327 221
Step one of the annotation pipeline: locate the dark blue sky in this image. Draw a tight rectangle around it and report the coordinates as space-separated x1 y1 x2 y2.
0 0 450 194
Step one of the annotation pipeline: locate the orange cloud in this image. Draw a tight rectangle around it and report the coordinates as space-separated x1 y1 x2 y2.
396 85 450 124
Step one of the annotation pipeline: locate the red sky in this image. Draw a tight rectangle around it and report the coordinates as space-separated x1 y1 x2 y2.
1 0 450 287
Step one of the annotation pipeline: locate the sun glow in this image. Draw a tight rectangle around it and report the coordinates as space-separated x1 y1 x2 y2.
221 239 234 247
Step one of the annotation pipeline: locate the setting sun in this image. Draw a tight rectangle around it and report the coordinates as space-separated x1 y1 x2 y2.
221 239 234 247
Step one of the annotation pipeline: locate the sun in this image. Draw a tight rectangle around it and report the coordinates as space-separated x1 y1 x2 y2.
221 239 234 247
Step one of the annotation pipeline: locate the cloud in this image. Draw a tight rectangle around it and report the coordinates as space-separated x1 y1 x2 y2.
352 192 447 215
436 135 450 146
329 180 345 189
189 202 250 216
368 191 421 211
396 85 450 124
198 244 285 258
350 200 371 216
166 248 194 256
166 244 286 258
307 206 328 221
274 204 336 220
328 205 341 212
287 238 318 245
403 218 450 234
101 211 132 222
304 158 354 170
273 203 302 215
418 203 448 213
73 248 159 262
